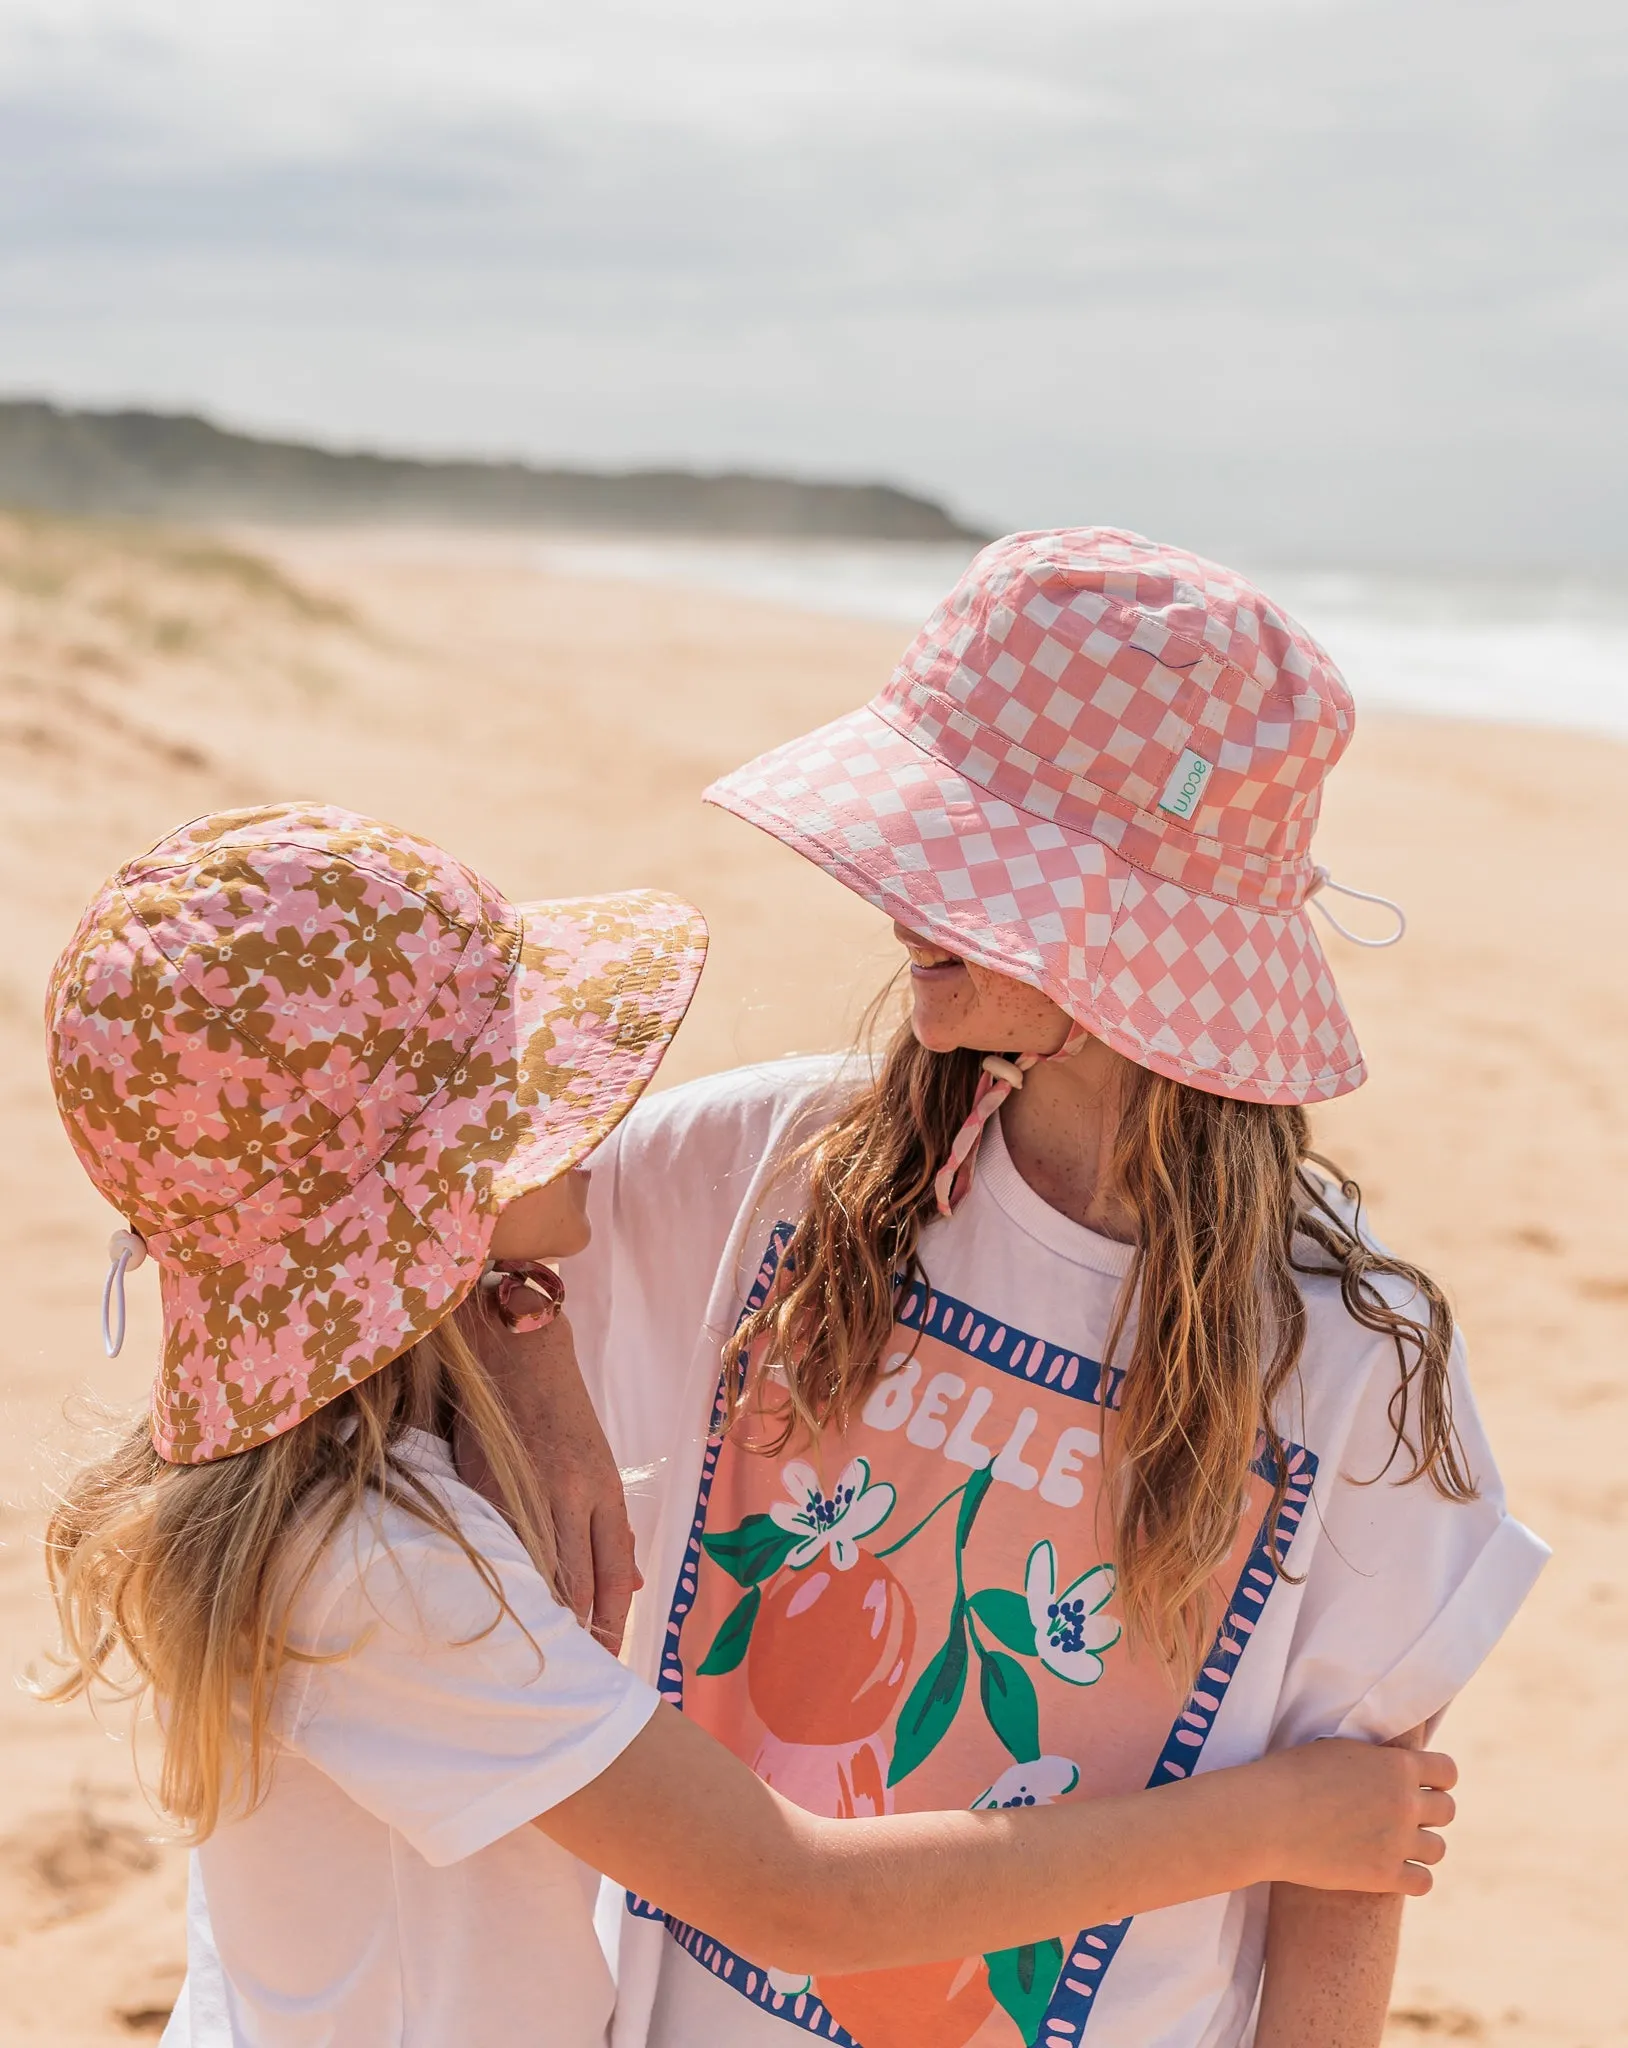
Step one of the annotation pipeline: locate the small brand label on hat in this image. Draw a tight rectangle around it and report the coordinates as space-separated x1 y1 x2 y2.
1157 747 1213 822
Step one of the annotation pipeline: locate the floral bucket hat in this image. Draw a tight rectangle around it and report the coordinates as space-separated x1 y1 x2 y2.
707 527 1401 1114
46 803 706 1463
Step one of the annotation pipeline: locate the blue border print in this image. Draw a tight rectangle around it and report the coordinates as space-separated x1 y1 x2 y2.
1036 1432 1316 2046
631 1229 1319 2048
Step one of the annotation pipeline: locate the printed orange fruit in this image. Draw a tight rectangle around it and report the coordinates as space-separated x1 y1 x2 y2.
818 1953 998 2048
747 1550 916 1745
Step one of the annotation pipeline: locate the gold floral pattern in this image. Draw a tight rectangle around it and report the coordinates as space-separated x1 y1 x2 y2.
46 803 707 1463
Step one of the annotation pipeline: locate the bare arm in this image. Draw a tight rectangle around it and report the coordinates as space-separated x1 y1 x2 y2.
1254 1887 1403 2048
1255 1724 1437 2048
457 1311 642 1652
536 1704 1454 1979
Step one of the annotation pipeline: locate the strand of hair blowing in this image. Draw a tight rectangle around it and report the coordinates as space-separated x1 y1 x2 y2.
732 1019 1475 1684
39 1306 558 1841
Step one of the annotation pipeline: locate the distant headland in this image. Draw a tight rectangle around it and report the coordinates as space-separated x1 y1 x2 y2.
0 400 987 542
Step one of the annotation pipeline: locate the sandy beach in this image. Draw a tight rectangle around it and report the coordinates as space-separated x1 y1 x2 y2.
0 517 1621 2047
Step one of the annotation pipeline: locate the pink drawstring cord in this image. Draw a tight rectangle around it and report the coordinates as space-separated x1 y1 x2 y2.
933 1023 1091 1217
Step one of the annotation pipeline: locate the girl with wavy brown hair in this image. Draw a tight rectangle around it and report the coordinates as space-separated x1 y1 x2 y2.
561 532 1547 2048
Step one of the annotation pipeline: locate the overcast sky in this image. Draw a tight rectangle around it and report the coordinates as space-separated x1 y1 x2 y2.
1 0 1624 565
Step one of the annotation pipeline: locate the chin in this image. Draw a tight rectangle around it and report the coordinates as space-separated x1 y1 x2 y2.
554 1218 593 1260
909 1007 972 1056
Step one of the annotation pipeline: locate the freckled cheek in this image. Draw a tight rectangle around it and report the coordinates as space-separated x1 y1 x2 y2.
963 967 1034 1039
961 963 1067 1050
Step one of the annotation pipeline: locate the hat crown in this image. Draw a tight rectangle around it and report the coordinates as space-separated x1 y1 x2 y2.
877 528 1353 910
47 804 517 1267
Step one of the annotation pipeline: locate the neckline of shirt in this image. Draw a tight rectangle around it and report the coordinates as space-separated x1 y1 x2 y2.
975 1111 1139 1279
400 1427 457 1475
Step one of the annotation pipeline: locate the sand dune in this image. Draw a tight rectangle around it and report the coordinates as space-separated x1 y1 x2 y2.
0 517 1621 2046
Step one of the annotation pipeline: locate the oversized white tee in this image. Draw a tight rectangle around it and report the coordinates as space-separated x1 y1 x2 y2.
564 1056 1547 2048
163 1429 660 2048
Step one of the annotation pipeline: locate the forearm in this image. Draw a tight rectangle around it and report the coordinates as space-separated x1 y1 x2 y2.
1254 1883 1403 2048
543 1705 1279 1975
762 1771 1280 1974
457 1309 641 1649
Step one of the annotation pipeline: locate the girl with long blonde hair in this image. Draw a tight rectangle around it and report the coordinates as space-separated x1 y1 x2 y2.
555 533 1547 2048
38 802 1448 2048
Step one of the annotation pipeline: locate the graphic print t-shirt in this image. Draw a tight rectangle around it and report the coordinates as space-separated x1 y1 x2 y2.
564 1058 1547 2048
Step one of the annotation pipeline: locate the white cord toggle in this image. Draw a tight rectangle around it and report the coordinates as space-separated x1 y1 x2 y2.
980 1055 1029 1089
101 1227 148 1358
1307 866 1408 949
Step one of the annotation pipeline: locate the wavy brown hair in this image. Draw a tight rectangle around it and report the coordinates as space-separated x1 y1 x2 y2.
731 1016 1475 1681
38 1306 556 1840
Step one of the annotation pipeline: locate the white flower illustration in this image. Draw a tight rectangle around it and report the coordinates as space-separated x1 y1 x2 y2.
769 1456 896 1571
1024 1541 1121 1686
765 1966 813 1996
971 1756 1082 1810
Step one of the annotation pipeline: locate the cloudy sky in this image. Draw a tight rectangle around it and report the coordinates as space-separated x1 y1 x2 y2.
1 0 1624 564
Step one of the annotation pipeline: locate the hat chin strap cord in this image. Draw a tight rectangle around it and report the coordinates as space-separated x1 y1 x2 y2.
933 867 1406 1219
101 1228 148 1358
934 1023 1091 1219
1306 865 1407 948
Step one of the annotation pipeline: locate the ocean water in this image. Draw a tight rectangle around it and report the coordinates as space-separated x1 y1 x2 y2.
533 537 1628 742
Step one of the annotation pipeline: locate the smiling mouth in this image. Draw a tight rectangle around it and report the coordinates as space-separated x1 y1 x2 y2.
894 923 967 981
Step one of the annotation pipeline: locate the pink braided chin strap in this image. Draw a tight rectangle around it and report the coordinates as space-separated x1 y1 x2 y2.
933 1022 1092 1218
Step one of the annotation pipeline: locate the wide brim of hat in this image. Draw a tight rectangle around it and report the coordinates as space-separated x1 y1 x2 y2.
705 703 1364 1108
151 889 706 1464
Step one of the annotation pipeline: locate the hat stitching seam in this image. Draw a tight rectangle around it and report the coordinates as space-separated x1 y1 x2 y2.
977 567 1331 700
161 915 705 1391
1092 881 1360 1092
1080 1007 1364 1095
118 873 523 1259
151 890 704 1282
128 834 503 945
874 684 1315 897
713 787 1361 1096
715 789 1044 991
154 1176 487 1460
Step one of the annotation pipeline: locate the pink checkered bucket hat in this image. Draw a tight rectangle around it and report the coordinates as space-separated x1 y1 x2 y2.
707 528 1401 1112
46 803 706 1464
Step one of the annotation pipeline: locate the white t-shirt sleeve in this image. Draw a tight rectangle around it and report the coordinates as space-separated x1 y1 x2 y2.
283 1485 660 1869
1270 1327 1548 1748
564 1055 857 1451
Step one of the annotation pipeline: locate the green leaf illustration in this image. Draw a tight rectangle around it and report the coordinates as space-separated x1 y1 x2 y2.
696 1584 761 1676
888 1596 969 1785
701 1513 801 1587
978 1646 1041 1763
985 1937 1065 2046
955 1464 995 1547
969 1586 1037 1656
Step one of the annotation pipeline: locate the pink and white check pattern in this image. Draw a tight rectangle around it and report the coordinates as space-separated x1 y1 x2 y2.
708 529 1366 1105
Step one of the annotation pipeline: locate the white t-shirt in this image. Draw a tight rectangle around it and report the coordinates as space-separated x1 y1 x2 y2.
164 1429 660 2048
564 1056 1547 2048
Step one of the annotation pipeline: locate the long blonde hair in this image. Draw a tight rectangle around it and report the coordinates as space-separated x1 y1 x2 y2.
732 1015 1475 1680
40 1306 556 1841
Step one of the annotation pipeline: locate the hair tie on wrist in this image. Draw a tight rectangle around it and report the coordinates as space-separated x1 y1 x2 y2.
477 1259 566 1333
